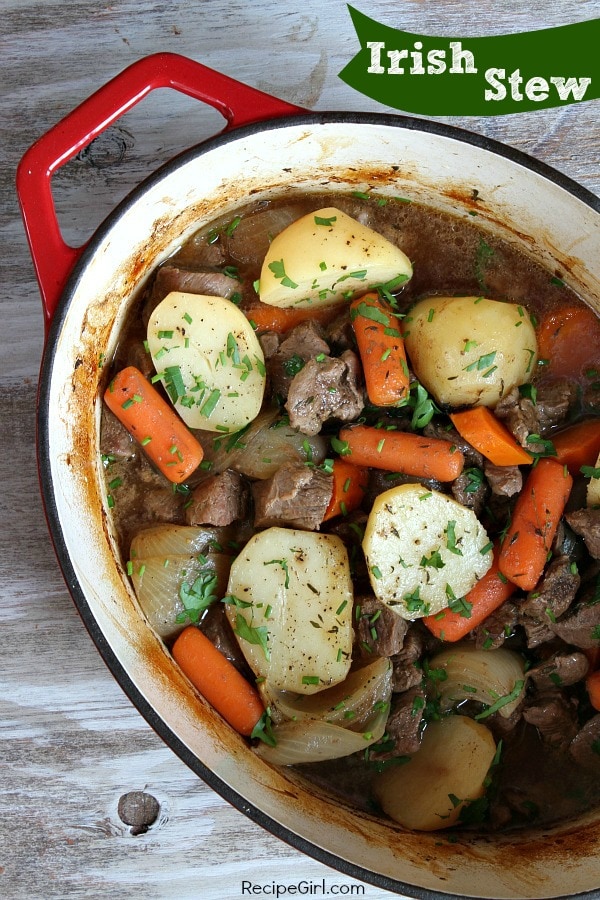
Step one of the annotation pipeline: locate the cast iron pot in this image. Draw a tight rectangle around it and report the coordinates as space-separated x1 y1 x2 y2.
17 52 600 899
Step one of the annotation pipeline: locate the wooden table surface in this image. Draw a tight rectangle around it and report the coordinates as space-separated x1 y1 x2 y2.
2 1 598 897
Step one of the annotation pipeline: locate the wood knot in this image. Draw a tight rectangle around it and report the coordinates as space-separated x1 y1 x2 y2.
77 126 134 169
117 790 160 835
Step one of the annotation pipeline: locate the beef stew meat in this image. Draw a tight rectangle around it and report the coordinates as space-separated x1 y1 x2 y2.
101 190 600 835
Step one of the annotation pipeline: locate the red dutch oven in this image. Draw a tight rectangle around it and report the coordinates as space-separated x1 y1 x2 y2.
17 52 600 899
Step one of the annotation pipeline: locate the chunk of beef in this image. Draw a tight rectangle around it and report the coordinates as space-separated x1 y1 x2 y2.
451 468 488 515
144 264 240 323
527 650 589 691
484 462 523 497
494 387 542 450
185 469 248 527
355 594 408 658
285 350 364 436
391 624 430 692
100 407 138 460
258 331 281 359
494 380 577 454
200 602 250 674
569 714 600 772
519 555 580 621
423 421 484 468
474 600 518 650
252 460 333 530
268 320 330 399
522 688 579 750
520 616 556 649
565 508 600 560
535 378 578 431
485 703 523 741
551 599 600 650
325 307 356 352
365 468 445 508
369 686 425 759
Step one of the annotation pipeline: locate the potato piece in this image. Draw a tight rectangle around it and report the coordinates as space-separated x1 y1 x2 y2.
404 296 538 408
587 450 600 507
362 484 492 619
373 715 497 831
147 291 265 432
225 528 353 693
258 207 412 310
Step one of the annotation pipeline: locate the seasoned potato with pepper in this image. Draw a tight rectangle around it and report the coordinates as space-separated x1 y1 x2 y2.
259 207 413 310
403 296 538 408
225 528 353 694
147 291 266 432
362 484 493 619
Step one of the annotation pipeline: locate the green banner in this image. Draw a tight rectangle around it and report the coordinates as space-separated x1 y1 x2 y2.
339 5 599 115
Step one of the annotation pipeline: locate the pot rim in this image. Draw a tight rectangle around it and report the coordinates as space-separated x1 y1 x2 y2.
37 110 600 900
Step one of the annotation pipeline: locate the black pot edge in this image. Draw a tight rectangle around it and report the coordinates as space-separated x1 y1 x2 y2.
36 110 600 900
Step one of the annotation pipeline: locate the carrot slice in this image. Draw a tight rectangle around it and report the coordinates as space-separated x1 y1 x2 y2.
338 424 464 482
350 293 409 406
104 365 203 484
323 459 369 521
551 419 600 476
423 543 516 642
536 303 600 379
585 669 600 712
172 626 265 736
450 407 533 467
243 300 340 334
498 458 573 591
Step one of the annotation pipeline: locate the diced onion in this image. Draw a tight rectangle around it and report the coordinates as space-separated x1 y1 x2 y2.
131 552 232 639
129 524 234 638
263 657 392 730
256 658 392 765
191 409 327 481
428 644 526 719
130 523 232 559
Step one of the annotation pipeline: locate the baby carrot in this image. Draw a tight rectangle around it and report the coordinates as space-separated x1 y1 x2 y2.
338 424 464 482
323 459 369 521
450 406 533 467
104 365 204 484
498 457 573 591
350 293 409 406
243 300 340 334
585 669 600 712
551 419 600 476
536 303 600 379
423 543 516 642
172 626 265 736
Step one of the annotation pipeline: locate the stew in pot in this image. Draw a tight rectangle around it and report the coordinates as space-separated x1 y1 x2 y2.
100 190 600 833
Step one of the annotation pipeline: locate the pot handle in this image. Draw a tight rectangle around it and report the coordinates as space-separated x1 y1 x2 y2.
16 52 306 328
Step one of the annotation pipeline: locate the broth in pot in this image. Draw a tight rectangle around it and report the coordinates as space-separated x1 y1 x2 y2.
101 190 600 835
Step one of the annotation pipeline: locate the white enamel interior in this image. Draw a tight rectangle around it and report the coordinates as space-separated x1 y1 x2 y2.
43 118 600 900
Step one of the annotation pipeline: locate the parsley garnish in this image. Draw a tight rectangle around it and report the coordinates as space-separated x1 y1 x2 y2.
177 571 219 624
268 259 298 290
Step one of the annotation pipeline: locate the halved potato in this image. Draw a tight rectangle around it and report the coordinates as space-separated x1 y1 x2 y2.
403 296 538 408
362 484 492 619
147 291 265 432
373 715 497 831
258 207 412 309
225 528 353 693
